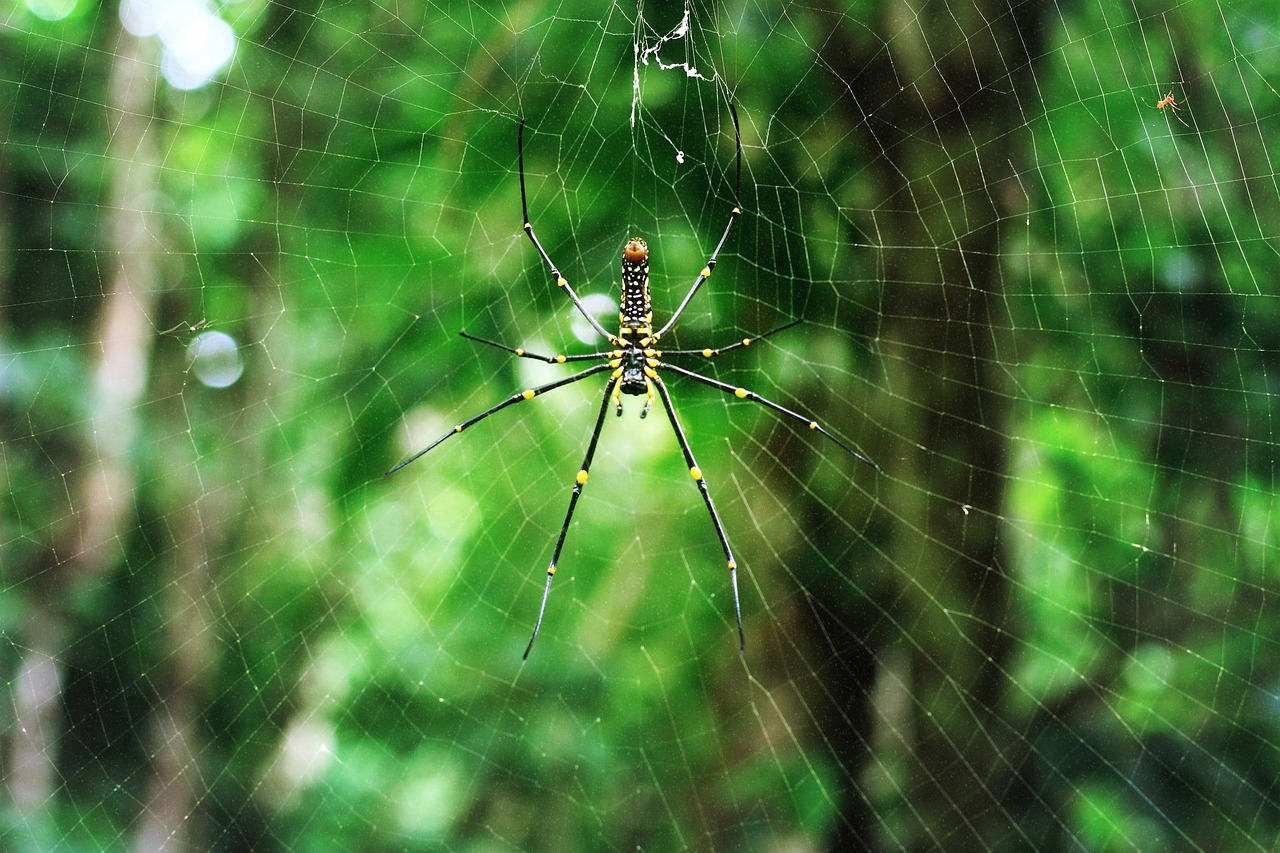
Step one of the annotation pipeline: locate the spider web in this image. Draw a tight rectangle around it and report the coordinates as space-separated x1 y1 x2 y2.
3 0 1280 849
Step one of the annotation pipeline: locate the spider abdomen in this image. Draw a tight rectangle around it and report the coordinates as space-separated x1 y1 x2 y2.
620 237 652 333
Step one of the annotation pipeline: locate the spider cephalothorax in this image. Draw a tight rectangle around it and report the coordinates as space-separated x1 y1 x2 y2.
388 105 879 659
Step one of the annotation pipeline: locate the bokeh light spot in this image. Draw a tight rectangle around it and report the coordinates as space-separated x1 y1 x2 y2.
187 330 245 388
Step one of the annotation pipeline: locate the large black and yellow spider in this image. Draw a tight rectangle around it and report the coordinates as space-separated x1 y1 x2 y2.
388 105 878 658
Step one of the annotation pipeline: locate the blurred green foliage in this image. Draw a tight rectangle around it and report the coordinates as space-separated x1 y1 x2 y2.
3 0 1280 850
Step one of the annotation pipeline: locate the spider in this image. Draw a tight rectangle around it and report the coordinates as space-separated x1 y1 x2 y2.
387 105 880 658
1155 87 1189 127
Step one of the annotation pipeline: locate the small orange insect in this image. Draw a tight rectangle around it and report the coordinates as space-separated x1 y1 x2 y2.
1155 87 1189 127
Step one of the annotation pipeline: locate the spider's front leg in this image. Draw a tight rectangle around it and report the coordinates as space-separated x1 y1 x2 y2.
651 374 746 652
524 375 619 659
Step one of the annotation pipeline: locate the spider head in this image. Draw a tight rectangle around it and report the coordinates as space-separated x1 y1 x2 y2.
618 347 648 397
619 237 652 334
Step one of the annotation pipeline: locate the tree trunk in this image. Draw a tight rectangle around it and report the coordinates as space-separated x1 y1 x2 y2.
804 1 1049 847
7 12 161 819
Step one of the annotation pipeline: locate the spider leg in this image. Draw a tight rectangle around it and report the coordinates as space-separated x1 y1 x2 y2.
661 320 801 358
657 103 743 338
385 362 612 476
460 331 613 364
660 361 882 474
524 375 618 659
518 120 620 346
652 374 745 653
612 376 624 416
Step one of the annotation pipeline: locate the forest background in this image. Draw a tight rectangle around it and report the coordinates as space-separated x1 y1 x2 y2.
3 0 1280 850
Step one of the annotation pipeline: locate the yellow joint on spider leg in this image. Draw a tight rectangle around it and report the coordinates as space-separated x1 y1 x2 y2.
734 388 747 398
547 565 557 576
555 355 566 364
727 560 737 571
809 421 818 430
522 389 536 400
557 277 568 288
515 348 525 356
742 338 751 346
690 466 703 481
700 267 711 278
576 470 589 485
702 348 713 357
